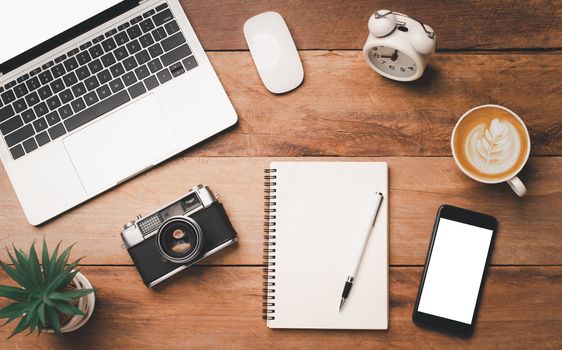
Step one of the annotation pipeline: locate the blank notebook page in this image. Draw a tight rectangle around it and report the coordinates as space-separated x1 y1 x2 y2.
267 162 388 329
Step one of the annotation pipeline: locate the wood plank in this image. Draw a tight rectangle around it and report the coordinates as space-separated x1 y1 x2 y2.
193 52 561 157
180 0 562 50
1 266 560 348
1 157 560 266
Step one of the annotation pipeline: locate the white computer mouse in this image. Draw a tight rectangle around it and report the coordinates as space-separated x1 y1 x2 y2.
243 12 304 94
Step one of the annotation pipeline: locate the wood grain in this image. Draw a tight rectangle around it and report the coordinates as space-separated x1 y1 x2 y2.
186 51 561 157
1 157 560 266
180 0 562 50
0 266 560 349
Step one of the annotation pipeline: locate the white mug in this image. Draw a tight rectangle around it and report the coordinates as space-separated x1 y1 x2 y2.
451 104 530 197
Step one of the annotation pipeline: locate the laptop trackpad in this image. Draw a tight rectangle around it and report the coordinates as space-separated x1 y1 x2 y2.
63 95 178 194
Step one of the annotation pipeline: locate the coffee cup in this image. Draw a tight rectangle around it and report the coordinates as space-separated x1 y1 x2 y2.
451 104 530 196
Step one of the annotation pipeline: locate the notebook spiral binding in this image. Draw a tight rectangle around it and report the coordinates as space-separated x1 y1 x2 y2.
263 168 277 321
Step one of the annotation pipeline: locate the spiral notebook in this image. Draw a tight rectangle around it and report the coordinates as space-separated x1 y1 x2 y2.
263 161 388 329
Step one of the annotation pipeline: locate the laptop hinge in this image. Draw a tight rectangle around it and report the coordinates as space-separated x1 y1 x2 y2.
139 0 150 4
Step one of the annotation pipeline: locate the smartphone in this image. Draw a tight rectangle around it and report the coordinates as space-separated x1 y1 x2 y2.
412 205 497 336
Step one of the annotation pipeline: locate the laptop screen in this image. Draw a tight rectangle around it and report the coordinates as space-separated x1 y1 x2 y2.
0 0 122 66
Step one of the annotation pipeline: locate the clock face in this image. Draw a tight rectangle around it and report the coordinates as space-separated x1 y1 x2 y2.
369 46 417 78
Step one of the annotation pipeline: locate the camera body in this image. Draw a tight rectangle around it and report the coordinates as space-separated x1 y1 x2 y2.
121 185 237 287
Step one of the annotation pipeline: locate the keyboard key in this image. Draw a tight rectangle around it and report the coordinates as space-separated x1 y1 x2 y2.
128 81 146 99
98 69 113 84
118 22 130 31
90 44 104 58
148 59 163 73
63 71 78 86
76 66 91 80
127 25 142 39
136 50 151 64
10 145 25 160
52 64 66 78
33 117 48 132
153 9 174 26
64 57 79 72
25 78 40 93
48 123 66 140
34 102 49 117
30 68 41 77
130 16 143 25
1 90 16 104
46 111 62 125
55 54 67 63
67 48 79 57
65 90 130 132
50 78 65 94
123 57 138 73
102 37 117 52
114 46 129 61
76 51 92 65
93 35 105 44
156 68 172 84
135 64 149 80
5 124 34 147
161 44 191 67
170 62 185 77
105 28 117 38
152 27 168 41
36 131 50 146
164 20 180 35
101 52 116 67
0 115 23 135
109 78 125 93
25 92 40 107
17 73 30 84
156 3 168 11
71 98 86 113
42 61 54 70
45 111 61 126
38 85 53 100
115 31 130 46
140 19 155 33
144 75 159 91
80 42 92 50
126 40 141 54
143 9 155 18
13 99 27 113
161 32 186 52
0 105 15 123
14 83 28 98
5 81 17 89
22 138 38 153
84 91 99 106
46 95 62 110
21 109 36 123
139 33 154 48
58 105 73 119
122 72 137 86
89 59 104 74
96 84 111 100
72 82 87 97
59 89 74 104
148 43 163 58
39 70 54 85
110 62 125 77
85 76 100 91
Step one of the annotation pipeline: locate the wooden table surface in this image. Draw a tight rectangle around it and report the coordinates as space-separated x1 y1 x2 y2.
1 1 561 348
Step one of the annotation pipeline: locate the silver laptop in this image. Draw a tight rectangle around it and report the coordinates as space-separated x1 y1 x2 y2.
0 0 237 225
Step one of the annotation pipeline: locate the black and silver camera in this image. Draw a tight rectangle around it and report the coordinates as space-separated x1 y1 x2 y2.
121 185 237 287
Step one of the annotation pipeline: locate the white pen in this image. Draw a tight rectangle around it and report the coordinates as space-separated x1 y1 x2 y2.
339 192 384 311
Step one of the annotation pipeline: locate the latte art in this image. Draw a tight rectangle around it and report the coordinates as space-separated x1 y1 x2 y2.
465 118 521 175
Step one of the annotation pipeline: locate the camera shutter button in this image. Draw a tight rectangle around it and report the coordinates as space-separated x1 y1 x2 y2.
123 221 136 230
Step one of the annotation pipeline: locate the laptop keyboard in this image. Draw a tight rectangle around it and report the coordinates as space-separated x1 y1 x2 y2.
0 2 198 160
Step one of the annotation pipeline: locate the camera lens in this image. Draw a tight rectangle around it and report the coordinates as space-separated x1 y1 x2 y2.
156 217 203 264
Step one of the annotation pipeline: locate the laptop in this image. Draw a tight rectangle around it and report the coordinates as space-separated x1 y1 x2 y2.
0 0 237 225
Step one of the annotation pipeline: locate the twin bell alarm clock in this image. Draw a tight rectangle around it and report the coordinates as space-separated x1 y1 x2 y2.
363 10 436 81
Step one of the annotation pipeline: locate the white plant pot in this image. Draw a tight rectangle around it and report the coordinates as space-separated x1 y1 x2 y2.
47 271 96 333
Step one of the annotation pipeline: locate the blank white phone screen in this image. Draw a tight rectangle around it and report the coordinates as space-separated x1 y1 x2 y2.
418 218 493 324
0 0 121 64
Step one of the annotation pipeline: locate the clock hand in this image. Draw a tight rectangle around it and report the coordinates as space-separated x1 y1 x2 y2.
391 50 398 61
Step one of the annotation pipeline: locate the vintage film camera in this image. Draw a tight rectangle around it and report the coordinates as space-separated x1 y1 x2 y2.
121 185 237 287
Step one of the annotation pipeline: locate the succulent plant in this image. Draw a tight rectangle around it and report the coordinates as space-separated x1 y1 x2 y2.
0 239 94 337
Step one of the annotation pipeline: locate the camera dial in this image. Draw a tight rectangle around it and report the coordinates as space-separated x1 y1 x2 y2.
156 217 204 264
